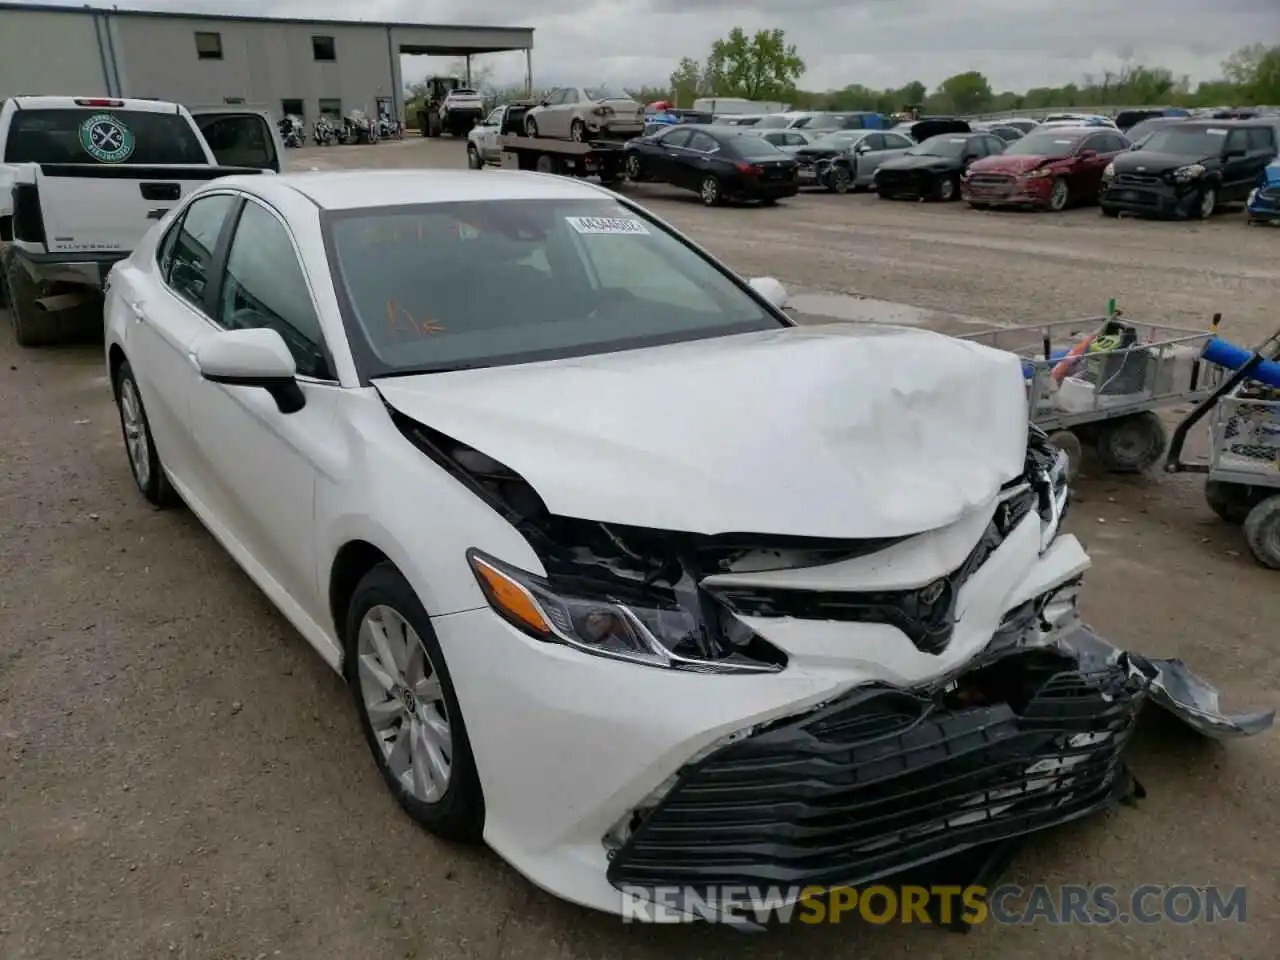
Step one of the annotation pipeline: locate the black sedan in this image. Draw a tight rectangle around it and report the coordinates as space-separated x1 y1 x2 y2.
623 125 799 206
874 132 1008 201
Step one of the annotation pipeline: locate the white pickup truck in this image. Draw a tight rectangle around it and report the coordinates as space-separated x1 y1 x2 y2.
0 96 281 345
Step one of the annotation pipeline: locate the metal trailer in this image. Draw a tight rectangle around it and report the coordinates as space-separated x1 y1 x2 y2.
1165 328 1280 569
960 315 1228 475
497 135 628 185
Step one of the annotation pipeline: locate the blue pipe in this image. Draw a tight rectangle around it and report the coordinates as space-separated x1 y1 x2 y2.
1202 337 1280 388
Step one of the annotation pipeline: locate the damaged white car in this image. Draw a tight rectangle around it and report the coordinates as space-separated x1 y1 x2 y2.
103 170 1273 923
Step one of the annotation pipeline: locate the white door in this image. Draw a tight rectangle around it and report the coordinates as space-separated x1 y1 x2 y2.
126 192 240 488
480 108 504 159
183 198 341 616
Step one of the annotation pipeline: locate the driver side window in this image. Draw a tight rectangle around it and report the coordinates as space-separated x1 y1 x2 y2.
217 200 332 380
161 194 238 312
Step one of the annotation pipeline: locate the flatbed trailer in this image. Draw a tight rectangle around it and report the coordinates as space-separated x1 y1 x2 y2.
497 135 628 184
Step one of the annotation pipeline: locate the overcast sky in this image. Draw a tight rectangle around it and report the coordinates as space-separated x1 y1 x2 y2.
27 0 1280 93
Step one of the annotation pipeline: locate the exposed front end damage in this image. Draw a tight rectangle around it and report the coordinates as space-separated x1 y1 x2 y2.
379 373 1273 923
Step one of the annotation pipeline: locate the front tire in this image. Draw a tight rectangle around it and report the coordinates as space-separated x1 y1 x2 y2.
525 116 539 138
113 360 174 507
1192 185 1217 220
826 166 852 194
466 143 483 169
935 175 959 202
625 152 645 181
346 563 485 841
1048 177 1069 211
570 119 586 143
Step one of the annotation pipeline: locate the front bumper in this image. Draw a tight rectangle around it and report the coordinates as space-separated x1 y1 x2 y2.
430 494 1270 920
1100 177 1202 218
963 174 1054 208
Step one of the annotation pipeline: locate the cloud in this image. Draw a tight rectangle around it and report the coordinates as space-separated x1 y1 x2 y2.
23 0 1280 93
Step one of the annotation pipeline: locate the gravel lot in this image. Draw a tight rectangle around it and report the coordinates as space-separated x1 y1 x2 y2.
2 137 1278 959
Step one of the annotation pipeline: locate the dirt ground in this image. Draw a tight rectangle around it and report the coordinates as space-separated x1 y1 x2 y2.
2 138 1278 960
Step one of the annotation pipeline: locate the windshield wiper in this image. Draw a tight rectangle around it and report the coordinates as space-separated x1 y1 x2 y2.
371 364 484 379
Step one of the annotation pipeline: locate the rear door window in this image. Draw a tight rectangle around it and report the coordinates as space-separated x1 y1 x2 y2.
1246 127 1275 153
3 108 207 165
194 113 279 171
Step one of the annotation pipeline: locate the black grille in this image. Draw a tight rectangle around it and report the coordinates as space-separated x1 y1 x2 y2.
1115 173 1161 186
707 487 1036 656
606 646 1141 893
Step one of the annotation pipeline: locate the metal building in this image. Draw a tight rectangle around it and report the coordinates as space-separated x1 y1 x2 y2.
0 2 534 123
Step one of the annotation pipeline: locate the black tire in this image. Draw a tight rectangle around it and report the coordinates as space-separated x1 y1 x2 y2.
1095 412 1168 473
345 562 485 840
1048 177 1070 212
1205 480 1260 525
1243 496 1280 570
699 174 722 207
113 359 174 507
625 152 645 182
466 143 483 170
759 197 779 206
967 201 991 211
1191 185 1217 220
526 116 539 138
1099 204 1120 218
570 119 586 143
1047 430 1083 482
534 154 558 175
3 250 74 347
935 175 959 202
826 166 852 194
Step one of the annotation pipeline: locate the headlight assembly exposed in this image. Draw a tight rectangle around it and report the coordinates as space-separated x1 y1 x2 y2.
1102 162 1115 179
467 550 785 674
1173 163 1205 182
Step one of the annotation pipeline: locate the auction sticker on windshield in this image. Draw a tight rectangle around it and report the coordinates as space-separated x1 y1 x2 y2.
566 216 650 235
1206 129 1228 136
79 113 136 163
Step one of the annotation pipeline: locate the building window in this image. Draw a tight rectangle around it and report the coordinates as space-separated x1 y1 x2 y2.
312 36 336 61
318 99 342 118
281 99 304 120
195 32 223 60
224 97 245 105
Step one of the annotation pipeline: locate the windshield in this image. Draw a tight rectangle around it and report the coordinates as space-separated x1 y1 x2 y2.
810 132 864 150
325 199 783 377
1137 126 1229 156
1125 118 1178 144
907 135 969 158
753 115 793 129
1003 132 1081 157
585 86 628 101
3 107 207 164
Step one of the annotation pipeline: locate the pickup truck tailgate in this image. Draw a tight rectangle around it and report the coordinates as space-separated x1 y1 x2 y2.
19 163 261 255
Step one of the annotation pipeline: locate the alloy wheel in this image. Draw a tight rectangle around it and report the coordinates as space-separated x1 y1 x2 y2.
626 153 641 179
356 604 453 804
1199 188 1216 219
1049 178 1069 211
119 377 151 492
701 176 720 205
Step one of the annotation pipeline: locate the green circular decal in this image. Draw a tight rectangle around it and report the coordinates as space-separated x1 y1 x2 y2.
79 113 135 163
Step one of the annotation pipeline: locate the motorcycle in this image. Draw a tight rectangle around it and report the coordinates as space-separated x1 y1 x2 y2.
341 110 378 145
377 116 403 140
313 115 338 146
278 114 305 149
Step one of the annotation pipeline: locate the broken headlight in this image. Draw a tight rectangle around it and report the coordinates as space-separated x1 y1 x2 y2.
1029 426 1071 554
467 550 784 674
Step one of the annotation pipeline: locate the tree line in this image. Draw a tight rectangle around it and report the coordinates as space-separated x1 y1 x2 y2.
406 34 1279 118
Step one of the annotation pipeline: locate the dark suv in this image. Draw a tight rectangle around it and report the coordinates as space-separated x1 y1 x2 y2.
1099 120 1278 219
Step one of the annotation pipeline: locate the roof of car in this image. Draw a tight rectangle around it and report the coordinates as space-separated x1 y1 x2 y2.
238 169 609 210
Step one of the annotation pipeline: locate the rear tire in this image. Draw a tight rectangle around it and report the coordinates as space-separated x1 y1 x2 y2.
1095 412 1167 473
570 119 586 143
3 250 74 347
1205 480 1260 525
466 143 483 169
525 116 539 138
1243 496 1280 569
700 175 722 206
346 563 486 840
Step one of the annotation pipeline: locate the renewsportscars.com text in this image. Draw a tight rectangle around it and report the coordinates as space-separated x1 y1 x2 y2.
620 883 1249 926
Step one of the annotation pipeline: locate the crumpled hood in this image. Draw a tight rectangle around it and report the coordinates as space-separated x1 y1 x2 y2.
970 154 1058 175
374 324 1030 539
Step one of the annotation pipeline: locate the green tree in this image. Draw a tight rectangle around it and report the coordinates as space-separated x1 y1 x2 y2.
669 56 717 106
935 71 993 114
708 27 806 101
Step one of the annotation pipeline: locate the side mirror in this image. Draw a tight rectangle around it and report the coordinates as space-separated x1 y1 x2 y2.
855 143 870 154
748 276 790 310
194 327 305 414
539 99 550 108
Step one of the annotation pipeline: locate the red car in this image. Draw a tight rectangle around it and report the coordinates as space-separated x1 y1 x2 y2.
962 126 1131 211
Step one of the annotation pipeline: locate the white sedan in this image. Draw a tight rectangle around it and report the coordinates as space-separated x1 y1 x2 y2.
103 170 1269 922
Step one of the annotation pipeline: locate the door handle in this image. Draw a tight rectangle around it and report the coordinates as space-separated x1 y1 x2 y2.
128 301 147 323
